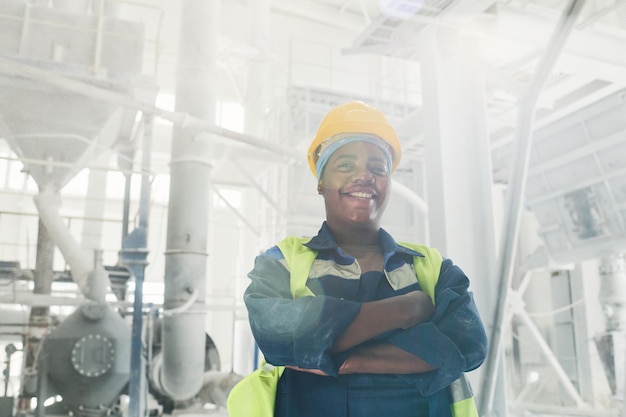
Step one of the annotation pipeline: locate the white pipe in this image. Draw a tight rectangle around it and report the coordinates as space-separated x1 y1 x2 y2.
0 292 86 307
33 188 106 303
159 0 221 401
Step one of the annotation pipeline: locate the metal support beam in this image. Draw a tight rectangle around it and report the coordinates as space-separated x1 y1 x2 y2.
479 1 588 415
232 159 288 219
514 305 586 406
211 184 260 237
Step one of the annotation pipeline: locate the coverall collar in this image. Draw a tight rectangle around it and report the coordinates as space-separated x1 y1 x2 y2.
304 221 425 259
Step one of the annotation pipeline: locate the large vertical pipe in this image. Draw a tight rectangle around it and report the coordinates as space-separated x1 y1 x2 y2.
160 0 220 401
478 1 587 415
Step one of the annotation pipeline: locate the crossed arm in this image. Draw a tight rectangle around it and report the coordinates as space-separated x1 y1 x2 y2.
245 253 486 383
286 290 437 376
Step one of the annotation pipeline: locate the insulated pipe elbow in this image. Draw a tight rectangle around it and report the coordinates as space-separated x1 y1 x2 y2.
159 312 207 400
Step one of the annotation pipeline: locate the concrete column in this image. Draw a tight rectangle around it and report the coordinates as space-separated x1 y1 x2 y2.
418 26 506 416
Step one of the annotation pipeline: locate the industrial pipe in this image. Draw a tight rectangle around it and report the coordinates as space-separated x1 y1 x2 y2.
33 188 107 303
159 0 221 401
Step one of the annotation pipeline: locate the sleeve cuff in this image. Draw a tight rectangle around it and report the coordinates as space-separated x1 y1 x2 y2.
387 322 466 395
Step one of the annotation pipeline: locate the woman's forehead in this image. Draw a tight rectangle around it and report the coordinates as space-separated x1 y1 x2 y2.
329 141 387 160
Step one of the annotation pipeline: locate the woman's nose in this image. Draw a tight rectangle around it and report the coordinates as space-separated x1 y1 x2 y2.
353 169 375 184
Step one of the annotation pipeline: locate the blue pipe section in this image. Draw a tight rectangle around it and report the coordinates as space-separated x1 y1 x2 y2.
121 114 153 417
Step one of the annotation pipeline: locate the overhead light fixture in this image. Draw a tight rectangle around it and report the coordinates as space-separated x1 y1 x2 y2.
379 0 425 21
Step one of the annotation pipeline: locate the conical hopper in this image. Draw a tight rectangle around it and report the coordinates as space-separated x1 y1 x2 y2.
0 72 126 190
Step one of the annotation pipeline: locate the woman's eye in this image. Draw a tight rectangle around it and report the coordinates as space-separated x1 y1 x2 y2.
371 166 387 175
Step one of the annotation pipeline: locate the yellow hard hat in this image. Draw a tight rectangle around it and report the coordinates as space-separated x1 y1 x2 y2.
307 101 402 177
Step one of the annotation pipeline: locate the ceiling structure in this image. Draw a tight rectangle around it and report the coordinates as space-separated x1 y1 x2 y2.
267 0 626 263
180 0 626 198
0 0 625 260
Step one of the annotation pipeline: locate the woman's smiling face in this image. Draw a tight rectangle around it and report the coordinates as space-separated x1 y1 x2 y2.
319 141 392 230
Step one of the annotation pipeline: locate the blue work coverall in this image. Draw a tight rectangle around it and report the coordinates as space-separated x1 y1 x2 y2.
244 222 488 417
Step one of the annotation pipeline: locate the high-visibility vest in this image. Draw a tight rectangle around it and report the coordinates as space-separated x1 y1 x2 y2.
227 236 478 417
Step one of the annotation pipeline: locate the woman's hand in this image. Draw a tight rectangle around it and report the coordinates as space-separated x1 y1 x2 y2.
285 365 331 376
338 342 436 375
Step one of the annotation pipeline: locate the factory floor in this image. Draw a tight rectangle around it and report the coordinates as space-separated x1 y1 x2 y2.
168 410 228 417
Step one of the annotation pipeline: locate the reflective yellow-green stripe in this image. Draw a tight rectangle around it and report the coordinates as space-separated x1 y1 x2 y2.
226 362 284 416
451 397 479 417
